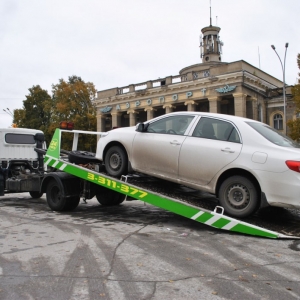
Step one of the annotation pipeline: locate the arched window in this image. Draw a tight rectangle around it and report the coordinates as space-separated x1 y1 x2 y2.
273 113 283 130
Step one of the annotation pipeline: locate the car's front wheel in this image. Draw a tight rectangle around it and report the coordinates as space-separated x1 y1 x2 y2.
104 146 128 177
219 176 259 218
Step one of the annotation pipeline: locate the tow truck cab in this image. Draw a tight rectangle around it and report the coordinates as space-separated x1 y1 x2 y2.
0 128 46 197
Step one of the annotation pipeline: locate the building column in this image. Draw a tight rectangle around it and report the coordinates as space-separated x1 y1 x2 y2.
145 107 156 121
208 97 221 113
249 97 258 120
185 100 196 111
97 113 106 132
127 109 138 126
129 84 135 92
163 104 174 114
233 93 247 117
146 81 153 89
258 101 266 123
111 112 121 129
165 76 172 85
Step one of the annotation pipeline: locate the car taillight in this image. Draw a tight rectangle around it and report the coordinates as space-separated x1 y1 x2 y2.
286 161 300 173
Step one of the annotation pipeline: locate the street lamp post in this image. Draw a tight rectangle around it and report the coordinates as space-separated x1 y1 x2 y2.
271 43 289 135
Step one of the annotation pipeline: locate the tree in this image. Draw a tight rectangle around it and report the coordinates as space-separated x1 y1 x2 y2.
13 76 97 150
287 54 300 141
14 85 53 143
51 75 97 151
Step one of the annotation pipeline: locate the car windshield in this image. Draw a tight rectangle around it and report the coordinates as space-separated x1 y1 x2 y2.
246 122 300 148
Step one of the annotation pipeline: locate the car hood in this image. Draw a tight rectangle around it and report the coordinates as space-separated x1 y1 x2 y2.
100 126 135 137
109 126 136 134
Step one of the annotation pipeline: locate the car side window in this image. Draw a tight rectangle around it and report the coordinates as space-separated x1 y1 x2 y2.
192 117 241 143
146 115 195 135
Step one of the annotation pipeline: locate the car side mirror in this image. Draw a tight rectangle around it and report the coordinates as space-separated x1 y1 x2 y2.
136 123 145 132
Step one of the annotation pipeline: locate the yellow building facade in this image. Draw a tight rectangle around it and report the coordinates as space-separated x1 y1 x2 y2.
94 24 293 133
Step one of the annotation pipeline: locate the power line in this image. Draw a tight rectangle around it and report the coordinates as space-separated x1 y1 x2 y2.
3 108 14 117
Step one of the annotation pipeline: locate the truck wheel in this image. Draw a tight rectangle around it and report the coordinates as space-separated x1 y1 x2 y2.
64 196 80 211
29 191 43 199
96 189 126 206
219 176 259 218
68 151 100 165
46 180 67 211
104 146 128 177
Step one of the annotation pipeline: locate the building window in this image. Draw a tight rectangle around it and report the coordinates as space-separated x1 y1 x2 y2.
181 75 188 81
203 70 210 77
273 113 283 130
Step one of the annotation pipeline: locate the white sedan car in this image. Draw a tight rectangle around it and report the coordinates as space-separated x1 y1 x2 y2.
95 112 300 218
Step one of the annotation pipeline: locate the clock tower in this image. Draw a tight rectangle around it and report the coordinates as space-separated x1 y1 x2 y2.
200 25 223 63
199 3 223 63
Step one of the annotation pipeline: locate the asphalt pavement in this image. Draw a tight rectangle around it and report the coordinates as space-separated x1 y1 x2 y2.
0 193 300 300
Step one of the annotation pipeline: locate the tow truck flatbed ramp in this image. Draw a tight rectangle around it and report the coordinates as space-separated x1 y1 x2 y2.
44 129 300 240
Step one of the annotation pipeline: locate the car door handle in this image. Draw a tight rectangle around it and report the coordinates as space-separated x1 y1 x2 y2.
170 140 181 145
221 147 235 153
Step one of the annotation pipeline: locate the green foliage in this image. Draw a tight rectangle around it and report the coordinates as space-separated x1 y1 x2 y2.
13 109 25 126
14 76 97 151
14 85 53 143
298 53 300 73
291 83 300 111
287 54 300 140
287 118 300 141
51 75 97 151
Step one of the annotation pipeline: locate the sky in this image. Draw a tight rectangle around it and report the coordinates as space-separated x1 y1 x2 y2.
0 0 299 128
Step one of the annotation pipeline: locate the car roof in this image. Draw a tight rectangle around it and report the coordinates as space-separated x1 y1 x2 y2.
161 111 261 124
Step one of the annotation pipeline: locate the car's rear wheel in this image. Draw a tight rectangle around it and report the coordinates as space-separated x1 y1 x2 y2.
68 151 100 165
104 146 128 177
219 176 259 218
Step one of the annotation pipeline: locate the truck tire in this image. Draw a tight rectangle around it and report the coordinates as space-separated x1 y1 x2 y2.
68 151 100 165
46 180 68 211
104 146 128 177
29 191 43 199
96 189 126 206
64 196 80 211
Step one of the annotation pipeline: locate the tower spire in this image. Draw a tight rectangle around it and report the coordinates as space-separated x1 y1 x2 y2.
210 0 212 26
199 1 224 63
